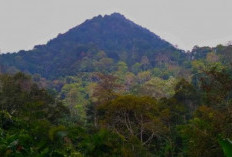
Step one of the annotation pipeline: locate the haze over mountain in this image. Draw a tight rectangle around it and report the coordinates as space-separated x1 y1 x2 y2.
0 13 184 78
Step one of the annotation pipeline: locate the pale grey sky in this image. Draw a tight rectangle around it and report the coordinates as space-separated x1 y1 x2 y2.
0 0 232 53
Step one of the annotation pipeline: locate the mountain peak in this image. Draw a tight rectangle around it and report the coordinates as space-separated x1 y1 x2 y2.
87 13 125 22
108 12 125 18
55 12 174 49
44 12 178 61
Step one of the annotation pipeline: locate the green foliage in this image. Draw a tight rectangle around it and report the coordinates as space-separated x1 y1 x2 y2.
97 95 169 154
138 77 178 98
82 130 124 157
219 138 232 157
61 82 89 123
179 106 224 156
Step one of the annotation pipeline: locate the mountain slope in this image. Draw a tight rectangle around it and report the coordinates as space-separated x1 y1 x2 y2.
0 13 185 79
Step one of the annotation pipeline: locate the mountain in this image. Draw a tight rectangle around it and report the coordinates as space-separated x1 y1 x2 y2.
47 13 175 54
0 13 185 79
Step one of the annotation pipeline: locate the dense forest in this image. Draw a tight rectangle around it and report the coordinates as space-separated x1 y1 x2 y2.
0 13 232 156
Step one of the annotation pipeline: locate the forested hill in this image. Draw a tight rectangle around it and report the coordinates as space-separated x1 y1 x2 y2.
1 12 232 157
0 13 184 79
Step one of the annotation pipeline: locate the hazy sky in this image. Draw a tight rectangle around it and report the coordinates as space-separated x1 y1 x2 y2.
0 0 232 53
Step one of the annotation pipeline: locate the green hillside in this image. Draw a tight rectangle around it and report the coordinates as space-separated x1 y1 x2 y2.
0 13 232 157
